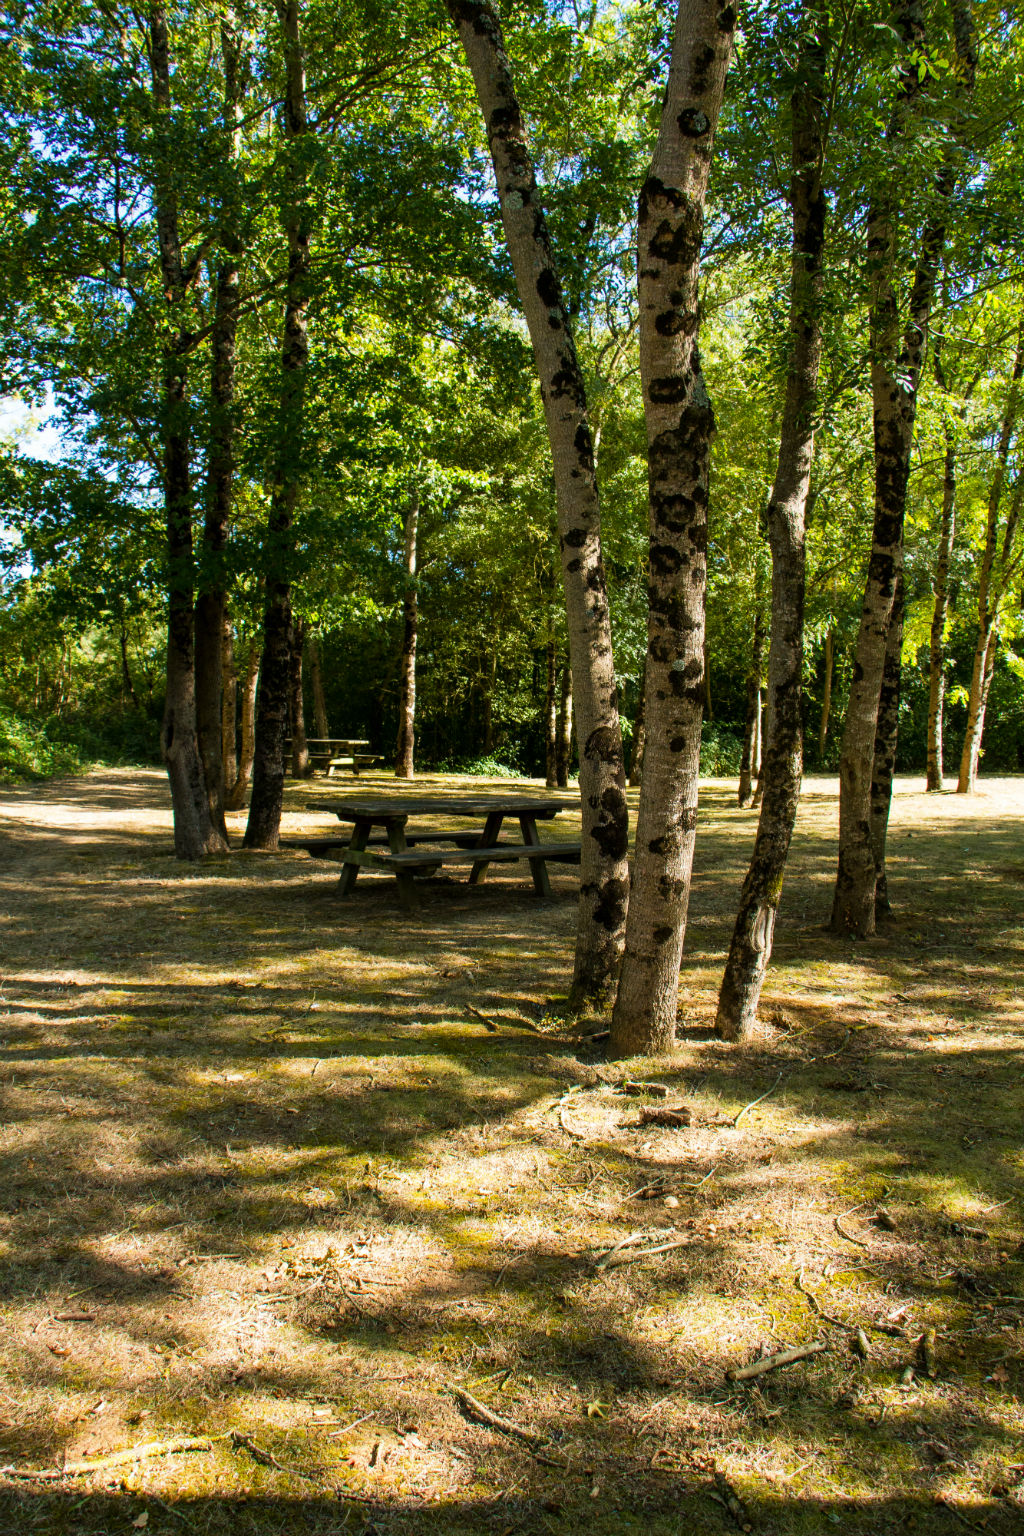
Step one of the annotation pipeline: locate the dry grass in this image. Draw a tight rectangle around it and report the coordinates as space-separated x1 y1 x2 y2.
0 766 1021 1535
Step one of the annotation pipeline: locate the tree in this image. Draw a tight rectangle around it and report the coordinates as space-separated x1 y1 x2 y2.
609 0 735 1056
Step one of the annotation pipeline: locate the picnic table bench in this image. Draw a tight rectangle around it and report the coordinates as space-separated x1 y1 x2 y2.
284 737 376 776
290 794 581 910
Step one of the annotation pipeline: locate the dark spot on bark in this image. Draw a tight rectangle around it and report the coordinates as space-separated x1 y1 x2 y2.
592 877 628 931
669 735 688 752
655 310 685 337
650 543 683 577
648 834 670 855
548 365 585 406
689 45 716 95
536 268 560 309
566 557 581 574
584 725 623 767
653 924 675 945
573 422 594 474
680 807 698 833
586 565 606 593
639 175 686 221
717 5 737 33
652 493 696 533
563 527 587 548
670 289 683 305
647 214 702 269
548 316 562 329
657 875 685 902
677 108 710 137
649 375 690 405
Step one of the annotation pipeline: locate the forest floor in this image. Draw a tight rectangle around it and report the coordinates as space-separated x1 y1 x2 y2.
0 767 1021 1536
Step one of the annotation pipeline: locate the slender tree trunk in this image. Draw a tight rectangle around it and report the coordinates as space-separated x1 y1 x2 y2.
957 322 1024 793
610 0 736 1056
870 567 904 915
738 602 766 806
119 620 140 709
926 428 956 790
288 616 309 777
221 615 237 800
226 640 259 810
544 635 557 787
556 663 573 787
308 635 329 739
395 494 419 779
447 0 630 1006
628 669 646 788
194 8 244 845
832 0 972 936
148 0 226 860
716 1 828 1042
819 629 834 761
244 0 310 850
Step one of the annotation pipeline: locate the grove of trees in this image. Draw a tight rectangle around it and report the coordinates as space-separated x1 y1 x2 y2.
1 0 1022 1049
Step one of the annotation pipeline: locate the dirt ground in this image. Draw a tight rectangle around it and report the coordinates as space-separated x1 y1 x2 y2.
0 767 1021 1536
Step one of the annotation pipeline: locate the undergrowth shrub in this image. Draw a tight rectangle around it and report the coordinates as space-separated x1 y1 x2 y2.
0 707 86 781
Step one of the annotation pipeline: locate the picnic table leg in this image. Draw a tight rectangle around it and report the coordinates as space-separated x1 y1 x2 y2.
338 818 371 894
519 814 553 898
468 811 505 885
385 817 418 911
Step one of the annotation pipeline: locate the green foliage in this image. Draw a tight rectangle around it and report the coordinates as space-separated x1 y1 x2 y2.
0 706 85 782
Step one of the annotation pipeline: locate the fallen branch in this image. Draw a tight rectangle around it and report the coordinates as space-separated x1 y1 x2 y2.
2 1436 214 1481
834 1202 870 1248
638 1104 692 1128
229 1431 320 1483
726 1341 827 1382
452 1388 544 1447
617 1081 670 1099
732 1070 785 1127
554 1088 588 1142
465 1002 542 1035
596 1238 690 1272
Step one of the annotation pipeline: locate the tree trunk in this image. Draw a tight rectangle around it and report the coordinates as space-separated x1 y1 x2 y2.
544 635 557 787
244 0 310 850
609 0 735 1057
288 616 310 777
221 614 237 800
831 0 972 937
738 602 766 807
194 8 244 846
148 0 226 860
395 493 419 779
556 663 573 787
628 669 646 788
119 620 140 710
226 641 259 810
819 630 834 761
447 0 630 1007
308 635 329 738
926 428 956 790
715 1 828 1042
869 567 904 916
957 321 1024 793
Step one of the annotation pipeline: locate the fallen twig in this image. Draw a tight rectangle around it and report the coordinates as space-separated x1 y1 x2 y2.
229 1431 321 1483
617 1081 670 1099
732 1070 785 1127
796 1269 844 1326
638 1104 692 1128
465 1003 499 1031
596 1238 690 1272
465 1002 542 1035
554 1088 588 1141
834 1202 870 1248
726 1341 827 1382
452 1388 544 1447
2 1436 214 1481
51 1312 96 1323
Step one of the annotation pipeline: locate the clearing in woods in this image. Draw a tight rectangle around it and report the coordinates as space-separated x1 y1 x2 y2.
0 768 1021 1534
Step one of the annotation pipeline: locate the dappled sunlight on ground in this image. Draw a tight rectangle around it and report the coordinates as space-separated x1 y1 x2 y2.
0 768 1021 1533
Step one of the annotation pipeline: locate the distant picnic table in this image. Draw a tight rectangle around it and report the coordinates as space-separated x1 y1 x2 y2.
290 793 581 909
284 737 376 776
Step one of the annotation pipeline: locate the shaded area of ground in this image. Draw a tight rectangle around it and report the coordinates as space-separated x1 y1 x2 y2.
0 769 1021 1534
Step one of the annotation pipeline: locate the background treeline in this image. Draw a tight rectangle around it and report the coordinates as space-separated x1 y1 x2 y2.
0 0 1021 787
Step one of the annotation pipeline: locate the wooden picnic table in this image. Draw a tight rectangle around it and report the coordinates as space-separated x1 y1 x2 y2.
296 794 580 909
285 737 374 776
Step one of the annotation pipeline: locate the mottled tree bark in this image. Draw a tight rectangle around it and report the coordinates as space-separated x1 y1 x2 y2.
544 636 557 787
226 640 259 810
716 1 828 1042
194 8 244 845
869 567 904 915
957 320 1024 793
819 629 834 760
288 616 309 777
148 1 226 860
628 669 646 788
221 615 237 800
609 0 735 1056
244 0 309 850
556 663 573 787
832 0 972 935
447 0 630 1005
926 428 956 790
395 494 419 779
738 602 766 807
308 635 329 739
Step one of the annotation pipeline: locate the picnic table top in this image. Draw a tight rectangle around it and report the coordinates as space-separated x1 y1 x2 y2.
308 794 578 821
289 737 370 747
